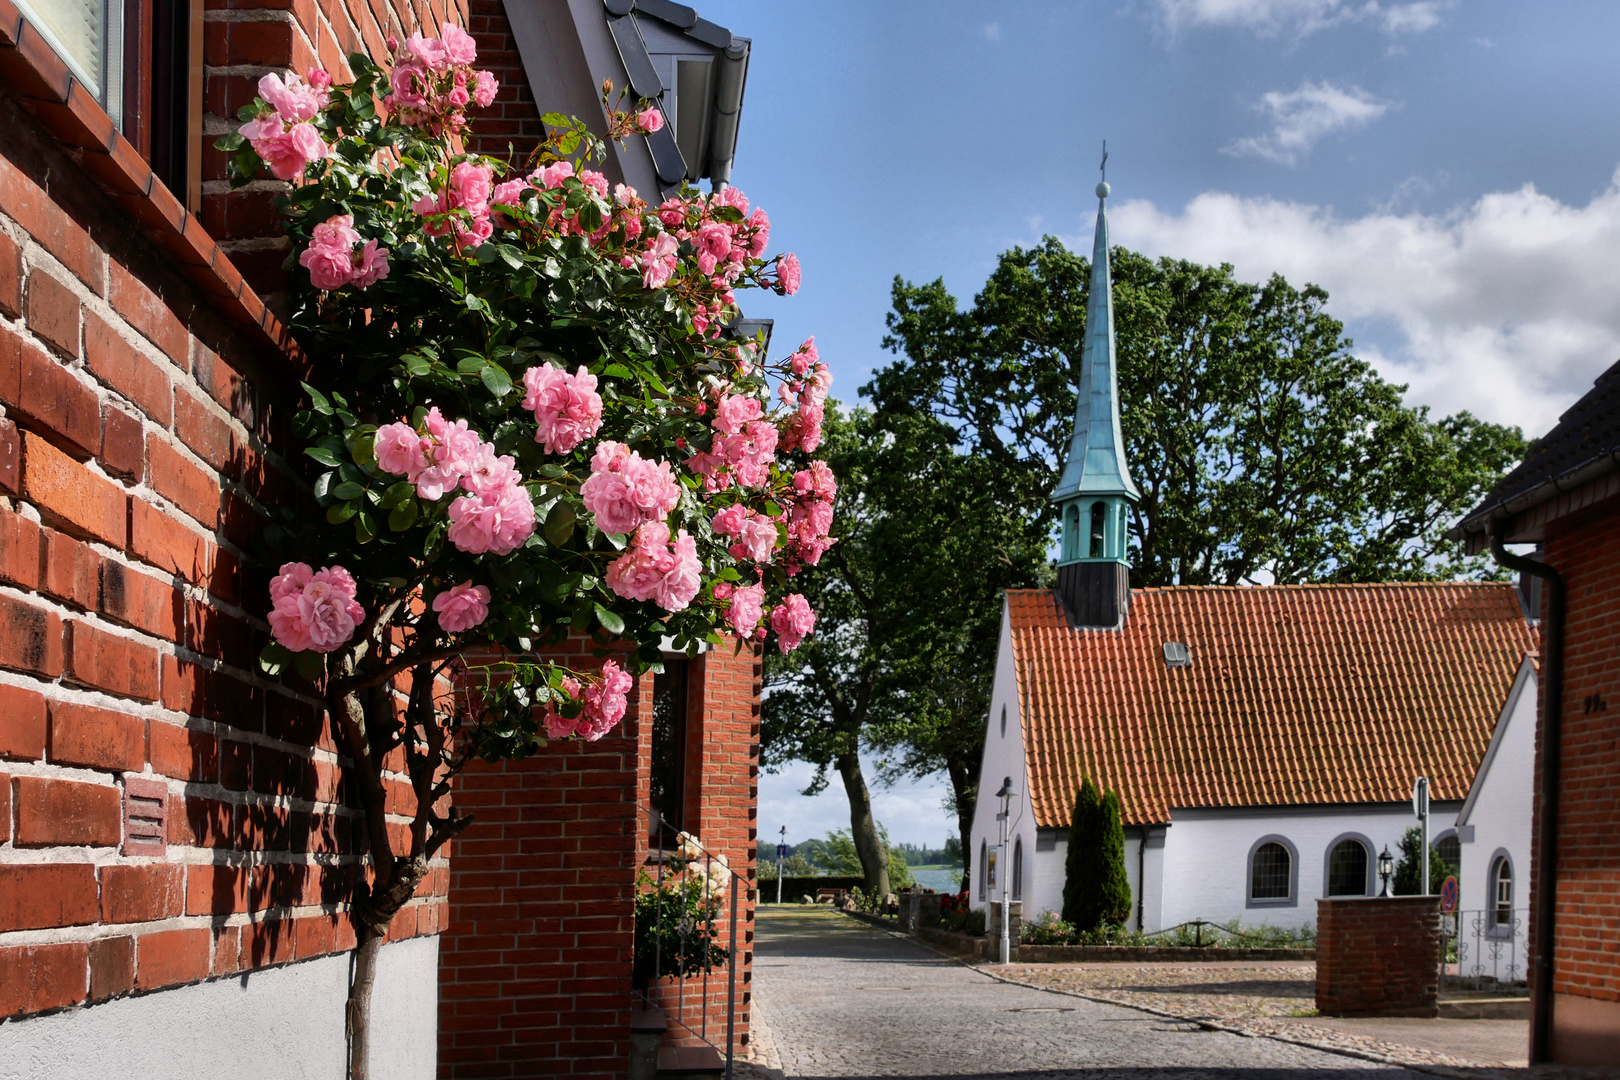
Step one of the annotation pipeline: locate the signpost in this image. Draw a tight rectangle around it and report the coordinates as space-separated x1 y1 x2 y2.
1440 875 1459 913
1413 776 1431 894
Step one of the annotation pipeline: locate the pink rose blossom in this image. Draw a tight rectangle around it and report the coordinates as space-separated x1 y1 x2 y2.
257 123 327 181
536 161 575 189
745 207 770 256
711 503 747 537
432 581 492 633
258 72 324 122
267 562 364 654
731 514 778 564
389 60 430 107
776 252 801 295
794 460 837 500
374 422 428 478
579 659 633 738
350 239 391 288
460 446 522 496
440 22 478 66
406 30 451 71
726 582 766 637
447 84 470 108
447 484 536 555
472 70 499 108
580 442 681 535
712 392 763 436
769 593 815 654
718 185 749 214
307 67 332 92
522 363 603 454
790 337 817 375
637 107 665 133
604 522 700 612
641 232 678 289
449 161 494 212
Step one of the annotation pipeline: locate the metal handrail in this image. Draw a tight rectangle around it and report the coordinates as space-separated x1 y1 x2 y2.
636 811 750 1079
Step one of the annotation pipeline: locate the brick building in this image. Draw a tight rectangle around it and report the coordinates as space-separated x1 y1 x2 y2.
0 0 766 1076
1455 358 1620 1066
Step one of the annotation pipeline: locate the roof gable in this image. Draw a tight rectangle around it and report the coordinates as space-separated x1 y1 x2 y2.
1010 582 1536 827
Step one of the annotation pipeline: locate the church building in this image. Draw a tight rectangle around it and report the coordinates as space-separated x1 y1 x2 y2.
970 179 1538 932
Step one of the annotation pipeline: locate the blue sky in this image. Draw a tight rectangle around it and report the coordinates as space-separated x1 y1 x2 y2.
699 0 1620 849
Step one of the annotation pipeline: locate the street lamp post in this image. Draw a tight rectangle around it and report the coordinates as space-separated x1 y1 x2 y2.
776 825 785 906
1378 845 1395 897
995 777 1015 965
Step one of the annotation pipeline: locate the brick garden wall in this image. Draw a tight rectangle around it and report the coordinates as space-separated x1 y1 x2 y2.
440 639 762 1078
1539 498 1620 1064
1316 896 1441 1017
0 0 459 1024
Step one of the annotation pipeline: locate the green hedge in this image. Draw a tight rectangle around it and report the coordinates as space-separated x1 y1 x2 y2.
758 876 867 903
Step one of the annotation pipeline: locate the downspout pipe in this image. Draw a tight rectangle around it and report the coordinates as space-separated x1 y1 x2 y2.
1490 528 1565 1064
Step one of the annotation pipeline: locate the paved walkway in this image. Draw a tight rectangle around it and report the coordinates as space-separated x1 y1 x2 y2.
749 908 1424 1079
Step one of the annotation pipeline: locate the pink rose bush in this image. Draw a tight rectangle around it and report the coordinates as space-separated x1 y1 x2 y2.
234 26 833 766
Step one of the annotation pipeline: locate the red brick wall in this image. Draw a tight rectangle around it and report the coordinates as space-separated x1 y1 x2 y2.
0 0 447 1023
201 0 474 292
1539 498 1620 1064
1316 897 1441 1017
440 639 762 1078
465 0 549 167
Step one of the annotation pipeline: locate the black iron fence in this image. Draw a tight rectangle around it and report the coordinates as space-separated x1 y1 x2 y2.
1441 908 1528 992
635 813 747 1079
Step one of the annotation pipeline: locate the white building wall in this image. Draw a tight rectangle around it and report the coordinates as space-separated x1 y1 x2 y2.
1025 831 1145 932
971 602 1037 913
1158 805 1460 930
0 935 438 1080
1454 661 1536 945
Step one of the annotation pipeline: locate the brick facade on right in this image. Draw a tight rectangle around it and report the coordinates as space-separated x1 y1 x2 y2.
1536 499 1620 1062
1455 358 1620 1065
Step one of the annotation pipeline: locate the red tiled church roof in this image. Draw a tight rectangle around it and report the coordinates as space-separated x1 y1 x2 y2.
1010 582 1536 828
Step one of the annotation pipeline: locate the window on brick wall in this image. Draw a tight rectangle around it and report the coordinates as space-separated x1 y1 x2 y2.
649 658 689 839
15 0 202 208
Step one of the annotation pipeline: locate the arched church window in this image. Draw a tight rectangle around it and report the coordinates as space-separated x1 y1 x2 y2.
1064 504 1080 561
1012 836 1023 901
1490 856 1513 927
1327 839 1369 896
1089 502 1107 558
1436 834 1461 877
1249 839 1293 902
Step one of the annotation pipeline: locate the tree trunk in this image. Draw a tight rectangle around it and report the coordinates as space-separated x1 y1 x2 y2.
348 928 383 1080
947 759 976 895
835 749 890 897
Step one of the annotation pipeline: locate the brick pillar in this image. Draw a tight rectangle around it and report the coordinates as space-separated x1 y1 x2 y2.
437 661 650 1080
1316 896 1442 1017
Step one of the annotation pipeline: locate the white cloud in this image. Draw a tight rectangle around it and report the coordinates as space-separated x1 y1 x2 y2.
981 22 1002 41
1225 81 1392 165
1095 171 1620 435
1152 0 1449 38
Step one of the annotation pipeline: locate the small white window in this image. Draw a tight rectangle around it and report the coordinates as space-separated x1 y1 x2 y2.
15 0 124 121
1163 642 1191 667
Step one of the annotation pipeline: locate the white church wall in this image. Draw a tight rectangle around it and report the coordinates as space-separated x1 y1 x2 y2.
1453 661 1536 968
970 602 1037 912
1157 804 1462 931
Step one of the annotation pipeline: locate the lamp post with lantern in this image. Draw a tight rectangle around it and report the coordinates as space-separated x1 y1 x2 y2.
1378 845 1395 897
995 777 1016 964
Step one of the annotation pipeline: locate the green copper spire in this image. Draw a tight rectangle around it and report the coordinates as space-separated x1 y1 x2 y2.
1054 149 1138 570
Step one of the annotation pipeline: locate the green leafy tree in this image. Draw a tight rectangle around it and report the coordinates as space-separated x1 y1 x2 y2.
762 406 1050 894
1095 790 1132 926
874 238 1528 586
1393 826 1457 895
1061 776 1101 927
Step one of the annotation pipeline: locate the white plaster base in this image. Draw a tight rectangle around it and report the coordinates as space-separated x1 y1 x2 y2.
0 934 438 1080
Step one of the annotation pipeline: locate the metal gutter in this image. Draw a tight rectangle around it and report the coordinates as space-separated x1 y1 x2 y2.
1489 529 1565 1065
1452 447 1620 543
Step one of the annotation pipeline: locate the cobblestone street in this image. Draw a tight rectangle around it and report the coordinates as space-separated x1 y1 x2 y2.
749 908 1424 1079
